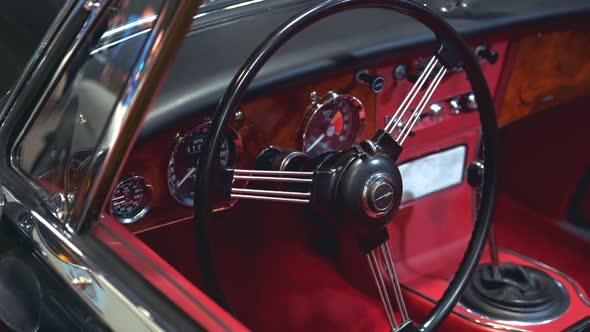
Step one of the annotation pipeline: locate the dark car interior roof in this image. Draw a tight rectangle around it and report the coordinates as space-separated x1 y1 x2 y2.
0 1 63 94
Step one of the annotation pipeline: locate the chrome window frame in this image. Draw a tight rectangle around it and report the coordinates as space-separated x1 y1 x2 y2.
0 0 211 330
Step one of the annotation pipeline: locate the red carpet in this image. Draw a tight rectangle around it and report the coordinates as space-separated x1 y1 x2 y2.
494 193 590 294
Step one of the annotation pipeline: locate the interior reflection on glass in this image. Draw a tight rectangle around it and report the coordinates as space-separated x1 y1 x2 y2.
18 0 163 197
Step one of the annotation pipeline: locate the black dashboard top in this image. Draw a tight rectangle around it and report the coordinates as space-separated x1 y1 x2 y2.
141 0 590 137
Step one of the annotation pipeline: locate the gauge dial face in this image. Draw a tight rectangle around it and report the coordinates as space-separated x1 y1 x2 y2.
302 92 365 156
168 122 238 207
111 176 153 224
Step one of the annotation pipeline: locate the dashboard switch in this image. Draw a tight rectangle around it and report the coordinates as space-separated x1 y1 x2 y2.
475 44 498 64
428 103 445 122
461 93 478 111
467 160 485 189
449 98 462 114
393 64 408 80
356 70 386 93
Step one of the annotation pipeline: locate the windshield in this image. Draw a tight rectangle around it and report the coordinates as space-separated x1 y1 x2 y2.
17 0 163 197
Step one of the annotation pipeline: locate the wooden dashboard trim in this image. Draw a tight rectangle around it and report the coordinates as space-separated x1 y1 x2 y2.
497 28 590 125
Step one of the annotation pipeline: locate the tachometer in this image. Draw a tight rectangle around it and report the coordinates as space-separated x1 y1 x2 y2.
168 122 240 207
111 176 153 224
301 91 365 156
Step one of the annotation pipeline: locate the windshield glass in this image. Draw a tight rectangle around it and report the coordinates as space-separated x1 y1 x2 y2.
17 0 163 196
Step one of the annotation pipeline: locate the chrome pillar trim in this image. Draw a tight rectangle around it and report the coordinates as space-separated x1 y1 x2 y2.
68 0 199 232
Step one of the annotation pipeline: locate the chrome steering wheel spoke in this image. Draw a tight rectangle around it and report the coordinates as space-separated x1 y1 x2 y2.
367 242 412 331
382 55 448 147
230 169 313 203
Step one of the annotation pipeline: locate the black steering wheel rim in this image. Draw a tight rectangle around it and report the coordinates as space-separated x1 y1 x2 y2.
194 0 498 330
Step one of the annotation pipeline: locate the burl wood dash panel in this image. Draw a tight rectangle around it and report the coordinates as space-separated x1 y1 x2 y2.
499 29 590 125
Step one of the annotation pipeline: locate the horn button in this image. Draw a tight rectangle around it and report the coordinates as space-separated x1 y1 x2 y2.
363 173 396 217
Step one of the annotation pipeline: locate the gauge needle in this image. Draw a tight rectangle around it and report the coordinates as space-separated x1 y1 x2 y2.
306 134 325 152
177 167 196 187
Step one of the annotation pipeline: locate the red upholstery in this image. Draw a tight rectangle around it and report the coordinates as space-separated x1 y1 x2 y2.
137 202 390 331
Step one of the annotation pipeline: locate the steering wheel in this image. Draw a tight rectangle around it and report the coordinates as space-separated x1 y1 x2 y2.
195 0 498 330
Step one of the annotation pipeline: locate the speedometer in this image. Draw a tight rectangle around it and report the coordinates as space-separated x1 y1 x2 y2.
167 122 240 207
301 91 365 156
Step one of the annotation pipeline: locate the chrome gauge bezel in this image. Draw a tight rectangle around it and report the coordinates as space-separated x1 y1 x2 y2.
167 121 242 208
111 175 153 224
301 91 366 155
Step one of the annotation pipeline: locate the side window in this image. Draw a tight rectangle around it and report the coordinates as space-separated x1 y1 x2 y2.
16 1 161 197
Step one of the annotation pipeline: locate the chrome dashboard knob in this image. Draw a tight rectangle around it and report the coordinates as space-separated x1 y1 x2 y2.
461 92 478 111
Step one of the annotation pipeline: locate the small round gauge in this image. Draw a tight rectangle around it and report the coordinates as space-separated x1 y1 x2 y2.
168 122 240 207
111 176 153 224
302 91 365 156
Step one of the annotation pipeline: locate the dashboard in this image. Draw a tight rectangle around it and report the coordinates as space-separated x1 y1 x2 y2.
109 39 507 233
